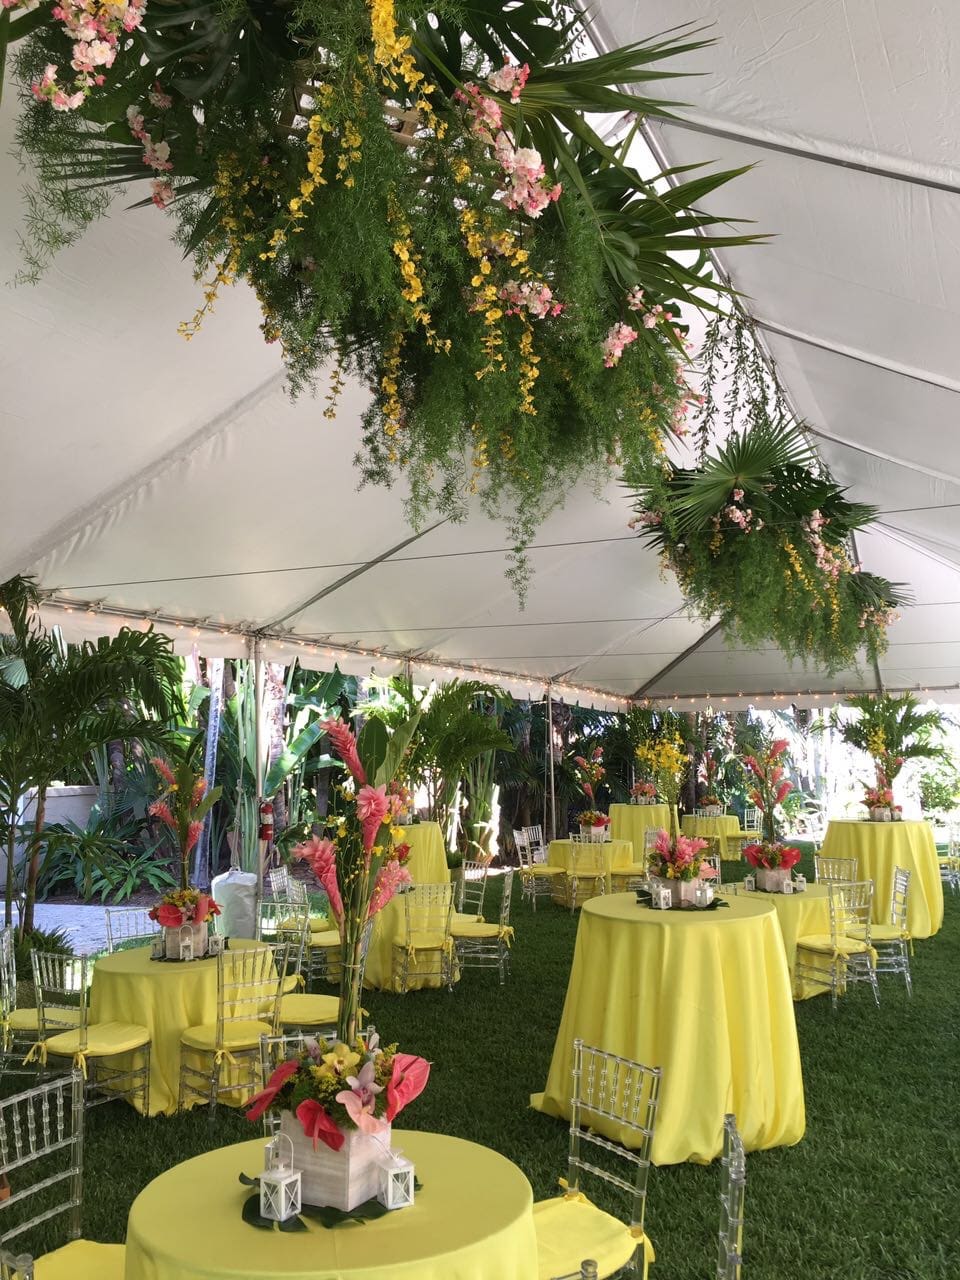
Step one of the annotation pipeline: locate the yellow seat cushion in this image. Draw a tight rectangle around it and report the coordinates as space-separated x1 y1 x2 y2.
532 1194 646 1280
278 915 330 934
44 1021 149 1059
9 1007 82 1033
281 972 301 994
525 865 564 878
850 924 908 943
796 933 872 957
279 993 339 1026
450 921 500 940
180 1019 272 1052
307 930 341 949
396 932 449 952
612 864 650 878
34 1239 125 1280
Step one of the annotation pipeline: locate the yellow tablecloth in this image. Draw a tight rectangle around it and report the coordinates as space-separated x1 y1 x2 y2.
547 838 636 904
89 939 265 1117
680 814 743 860
741 884 832 999
531 893 805 1165
364 822 452 992
123 1131 538 1280
608 803 675 856
820 819 944 938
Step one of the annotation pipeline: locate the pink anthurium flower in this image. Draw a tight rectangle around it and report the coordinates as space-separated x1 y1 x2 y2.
385 1053 431 1122
245 1059 299 1124
296 1098 345 1152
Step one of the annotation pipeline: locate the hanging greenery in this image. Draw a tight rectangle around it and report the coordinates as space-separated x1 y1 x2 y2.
4 1 760 596
631 414 909 673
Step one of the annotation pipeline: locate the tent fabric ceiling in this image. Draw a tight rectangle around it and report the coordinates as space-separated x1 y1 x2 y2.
5 1 960 708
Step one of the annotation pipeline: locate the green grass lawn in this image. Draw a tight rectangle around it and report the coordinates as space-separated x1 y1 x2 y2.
54 849 960 1277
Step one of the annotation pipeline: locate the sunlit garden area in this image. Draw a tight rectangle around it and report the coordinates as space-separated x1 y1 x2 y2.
3 1 960 1278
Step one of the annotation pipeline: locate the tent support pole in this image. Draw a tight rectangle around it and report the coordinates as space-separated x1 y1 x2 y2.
545 685 556 842
633 622 725 698
253 636 265 906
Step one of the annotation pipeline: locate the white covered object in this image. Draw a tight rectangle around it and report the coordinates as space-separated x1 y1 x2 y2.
211 868 258 940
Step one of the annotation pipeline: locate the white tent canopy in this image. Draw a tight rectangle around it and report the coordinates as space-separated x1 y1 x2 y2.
4 0 960 710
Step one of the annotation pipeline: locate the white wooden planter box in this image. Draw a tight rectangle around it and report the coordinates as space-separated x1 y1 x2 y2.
281 1111 391 1210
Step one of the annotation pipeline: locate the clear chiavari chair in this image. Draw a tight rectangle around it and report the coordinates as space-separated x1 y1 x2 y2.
702 853 722 886
0 1071 125 1279
30 954 150 1113
391 883 454 994
455 859 490 920
0 928 69 1080
813 855 857 884
938 824 960 895
523 825 548 861
795 880 879 1010
534 1038 662 1280
515 830 564 911
566 840 606 913
742 808 761 833
178 944 287 1118
278 921 374 1033
257 900 309 991
551 1262 600 1279
102 907 160 954
451 870 515 984
854 865 913 995
717 1114 746 1280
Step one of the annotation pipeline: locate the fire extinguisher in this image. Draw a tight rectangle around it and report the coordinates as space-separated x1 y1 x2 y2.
258 800 274 843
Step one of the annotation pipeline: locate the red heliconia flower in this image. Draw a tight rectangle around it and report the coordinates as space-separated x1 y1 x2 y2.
770 739 790 759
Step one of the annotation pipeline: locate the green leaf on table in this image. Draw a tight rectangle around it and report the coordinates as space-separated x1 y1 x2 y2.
278 1213 308 1232
238 1172 260 1187
299 1196 390 1228
241 1192 275 1230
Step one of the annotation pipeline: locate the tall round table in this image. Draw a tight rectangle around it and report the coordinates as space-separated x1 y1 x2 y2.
363 822 451 991
89 938 265 1116
680 814 743 860
531 893 805 1164
608 803 675 856
740 884 831 999
123 1132 538 1280
820 819 944 938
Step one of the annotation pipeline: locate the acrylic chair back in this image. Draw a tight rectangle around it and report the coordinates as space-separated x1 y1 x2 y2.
742 808 761 832
524 825 547 859
403 883 454 944
889 865 911 930
814 855 858 884
716 1114 746 1280
566 1038 661 1239
217 945 288 1046
701 854 722 886
499 869 516 926
267 867 308 908
31 954 91 1044
103 906 160 953
828 880 874 946
0 1071 84 1263
0 928 18 1026
643 829 661 854
457 860 489 916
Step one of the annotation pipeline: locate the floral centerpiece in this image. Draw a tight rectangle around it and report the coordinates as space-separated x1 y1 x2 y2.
577 810 611 838
386 780 414 825
698 749 723 814
635 736 687 809
863 784 900 822
147 755 222 958
646 829 714 906
630 781 657 805
292 711 420 1044
740 739 793 844
247 1030 429 1211
743 841 801 893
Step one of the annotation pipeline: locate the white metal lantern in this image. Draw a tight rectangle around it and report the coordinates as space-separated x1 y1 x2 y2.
177 926 194 962
782 878 794 895
694 882 714 908
794 874 806 892
377 1153 415 1210
260 1133 302 1222
655 886 673 911
743 874 756 893
150 934 164 960
207 932 225 956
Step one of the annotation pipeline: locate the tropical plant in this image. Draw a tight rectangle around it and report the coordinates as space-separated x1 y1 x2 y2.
834 693 946 787
38 804 172 902
0 574 183 933
13 924 73 982
918 767 959 814
5 3 761 595
632 417 909 673
147 749 223 891
740 737 793 843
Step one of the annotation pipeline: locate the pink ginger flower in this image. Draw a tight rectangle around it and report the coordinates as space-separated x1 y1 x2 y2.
150 757 177 787
653 829 673 856
357 785 390 854
775 781 793 804
148 799 176 830
184 820 203 856
293 836 343 924
770 739 790 759
190 777 207 807
368 862 412 919
321 718 367 785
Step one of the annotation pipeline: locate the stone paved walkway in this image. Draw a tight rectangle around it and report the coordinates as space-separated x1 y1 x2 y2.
20 903 109 955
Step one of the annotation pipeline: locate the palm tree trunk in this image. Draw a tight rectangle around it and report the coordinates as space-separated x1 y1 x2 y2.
22 785 45 935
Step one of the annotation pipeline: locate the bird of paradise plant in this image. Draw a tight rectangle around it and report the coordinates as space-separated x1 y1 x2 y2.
293 710 420 1043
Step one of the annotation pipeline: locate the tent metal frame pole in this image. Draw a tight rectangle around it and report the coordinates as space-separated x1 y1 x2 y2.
253 636 265 907
545 685 556 842
657 115 960 197
633 622 724 698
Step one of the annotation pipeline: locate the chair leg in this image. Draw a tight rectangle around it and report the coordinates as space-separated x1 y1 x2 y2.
208 1055 223 1126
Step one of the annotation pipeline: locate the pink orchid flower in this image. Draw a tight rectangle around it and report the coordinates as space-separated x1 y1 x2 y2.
336 1061 387 1135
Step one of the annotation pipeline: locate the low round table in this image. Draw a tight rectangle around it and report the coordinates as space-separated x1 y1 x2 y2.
363 822 452 991
531 893 805 1164
608 803 675 856
123 1132 538 1280
680 814 743 860
740 884 831 999
820 819 944 938
90 938 264 1116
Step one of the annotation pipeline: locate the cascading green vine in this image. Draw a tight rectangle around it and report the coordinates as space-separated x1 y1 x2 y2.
5 0 761 599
